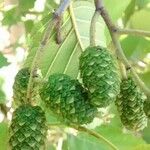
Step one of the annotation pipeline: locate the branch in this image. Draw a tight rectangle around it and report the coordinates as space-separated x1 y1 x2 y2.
90 11 99 46
72 125 119 150
26 0 71 102
55 16 63 44
94 0 150 97
117 28 150 37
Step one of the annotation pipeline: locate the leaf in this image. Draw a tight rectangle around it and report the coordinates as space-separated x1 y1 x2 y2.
129 9 150 31
24 20 34 33
18 0 36 12
73 1 106 48
142 121 150 144
0 52 9 68
121 35 150 61
132 144 150 150
123 0 136 26
0 122 9 150
104 0 132 21
0 78 6 104
136 0 150 9
140 71 150 88
2 7 20 26
65 134 108 150
95 123 146 150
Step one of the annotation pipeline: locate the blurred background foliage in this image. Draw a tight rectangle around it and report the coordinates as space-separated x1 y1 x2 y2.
0 0 150 149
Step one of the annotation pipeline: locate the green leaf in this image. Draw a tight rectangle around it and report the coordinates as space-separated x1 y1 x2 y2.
0 52 9 68
95 123 146 150
104 0 132 21
143 121 150 144
0 89 5 104
2 7 20 26
24 20 34 33
132 144 150 150
136 0 150 9
0 122 9 150
140 71 150 88
129 9 150 31
65 134 108 150
18 0 36 12
46 144 56 150
0 78 6 104
123 0 136 26
121 35 150 61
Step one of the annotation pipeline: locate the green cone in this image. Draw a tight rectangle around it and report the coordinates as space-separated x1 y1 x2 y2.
13 68 40 105
9 104 47 150
144 100 150 119
115 77 147 131
40 73 97 125
79 46 120 107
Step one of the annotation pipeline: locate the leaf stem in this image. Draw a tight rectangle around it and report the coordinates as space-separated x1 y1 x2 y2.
26 0 71 102
117 28 150 37
90 11 99 46
94 0 150 97
72 125 119 150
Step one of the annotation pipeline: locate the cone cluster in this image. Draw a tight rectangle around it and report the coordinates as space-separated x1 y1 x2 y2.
40 73 97 125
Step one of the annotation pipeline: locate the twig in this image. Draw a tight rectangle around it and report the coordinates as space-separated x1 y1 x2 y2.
55 16 63 44
117 28 150 37
0 104 9 118
118 61 127 79
90 11 99 46
26 0 71 102
94 0 150 97
72 125 119 150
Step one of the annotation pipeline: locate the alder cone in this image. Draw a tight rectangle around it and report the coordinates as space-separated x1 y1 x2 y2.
115 78 147 131
79 46 121 107
13 68 40 105
40 73 97 125
9 104 47 150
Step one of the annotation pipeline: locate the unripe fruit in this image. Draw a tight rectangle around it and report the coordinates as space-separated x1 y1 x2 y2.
80 46 120 107
13 68 40 105
115 78 147 131
40 73 97 125
9 104 47 150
